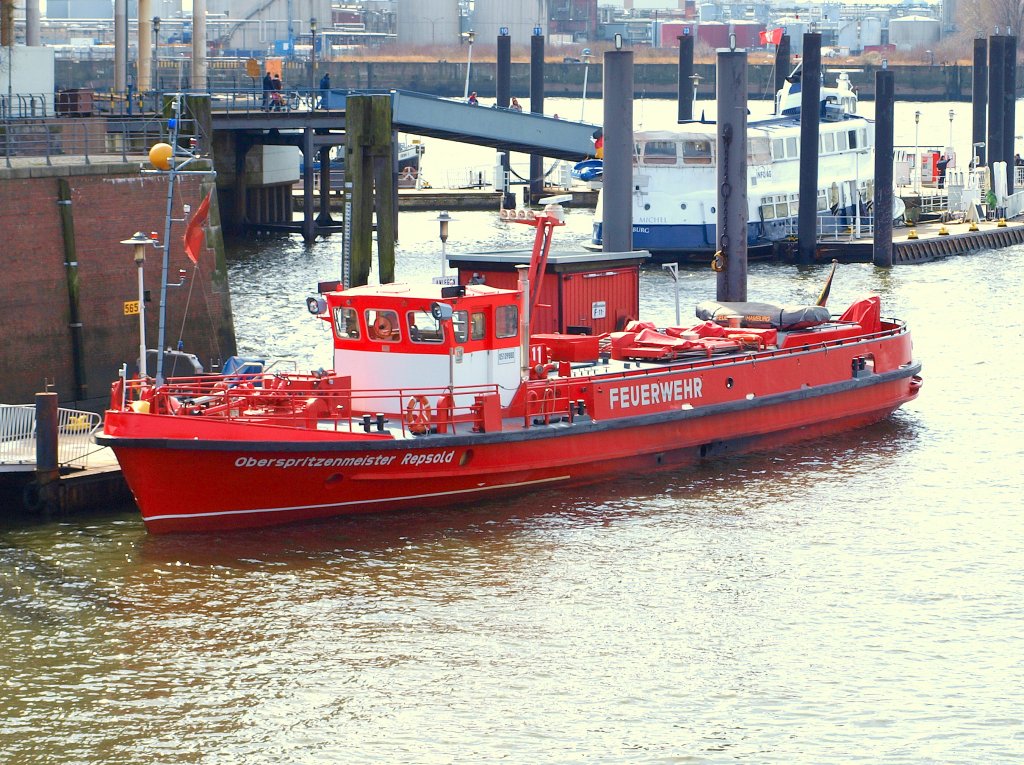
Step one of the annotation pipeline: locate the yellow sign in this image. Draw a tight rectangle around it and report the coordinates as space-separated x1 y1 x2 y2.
124 300 140 316
245 58 261 78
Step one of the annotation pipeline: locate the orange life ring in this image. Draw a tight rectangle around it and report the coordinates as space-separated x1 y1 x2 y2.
372 314 394 339
732 333 761 350
405 394 431 435
711 250 725 272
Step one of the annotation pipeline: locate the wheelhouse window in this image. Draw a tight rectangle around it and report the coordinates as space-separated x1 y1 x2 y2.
495 305 519 339
822 133 835 153
771 138 784 159
333 307 360 340
452 310 470 343
642 140 677 165
785 137 798 158
682 139 712 165
748 136 771 165
471 312 486 341
365 308 400 342
407 309 445 344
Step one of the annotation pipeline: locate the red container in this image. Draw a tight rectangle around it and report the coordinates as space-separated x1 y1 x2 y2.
533 333 602 362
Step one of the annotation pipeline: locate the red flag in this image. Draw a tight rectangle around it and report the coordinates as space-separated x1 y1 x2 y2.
759 30 768 46
183 191 212 264
770 28 784 46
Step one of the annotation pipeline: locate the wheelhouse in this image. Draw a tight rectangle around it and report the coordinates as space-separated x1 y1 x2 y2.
324 282 525 407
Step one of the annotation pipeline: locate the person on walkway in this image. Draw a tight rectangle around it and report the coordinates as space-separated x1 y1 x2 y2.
936 155 948 189
262 71 273 110
468 91 479 105
319 72 330 109
271 73 283 110
510 97 522 112
986 186 997 220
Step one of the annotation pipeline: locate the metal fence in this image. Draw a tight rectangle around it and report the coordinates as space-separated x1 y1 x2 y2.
0 405 103 471
1 115 173 167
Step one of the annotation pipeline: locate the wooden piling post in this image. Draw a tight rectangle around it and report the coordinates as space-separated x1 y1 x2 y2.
344 94 395 286
373 95 396 284
873 69 895 268
973 39 988 166
797 33 822 265
1003 35 1017 193
775 35 791 103
677 34 694 123
530 31 545 202
716 48 748 302
988 36 1006 176
603 49 634 254
35 392 59 485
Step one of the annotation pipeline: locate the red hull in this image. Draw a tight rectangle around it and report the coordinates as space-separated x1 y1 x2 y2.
101 346 921 533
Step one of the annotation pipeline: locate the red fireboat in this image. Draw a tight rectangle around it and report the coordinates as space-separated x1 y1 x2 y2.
98 199 922 533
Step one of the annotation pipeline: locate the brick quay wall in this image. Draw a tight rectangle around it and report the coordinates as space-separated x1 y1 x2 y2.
0 163 235 410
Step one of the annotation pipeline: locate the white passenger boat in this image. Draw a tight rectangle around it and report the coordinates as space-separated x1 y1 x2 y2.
581 66 893 259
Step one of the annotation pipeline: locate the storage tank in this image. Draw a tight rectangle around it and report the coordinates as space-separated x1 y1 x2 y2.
202 0 332 52
472 0 549 43
861 17 882 47
396 0 461 47
773 17 808 54
698 4 721 23
888 15 940 51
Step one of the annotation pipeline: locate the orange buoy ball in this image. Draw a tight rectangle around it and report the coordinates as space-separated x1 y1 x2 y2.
149 142 173 170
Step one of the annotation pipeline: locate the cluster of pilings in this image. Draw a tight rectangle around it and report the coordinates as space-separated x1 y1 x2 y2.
977 35 1019 193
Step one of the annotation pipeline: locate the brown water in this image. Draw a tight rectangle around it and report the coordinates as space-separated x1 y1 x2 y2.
2 99 1024 764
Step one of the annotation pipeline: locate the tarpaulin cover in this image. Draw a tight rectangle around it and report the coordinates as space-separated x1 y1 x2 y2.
696 301 831 330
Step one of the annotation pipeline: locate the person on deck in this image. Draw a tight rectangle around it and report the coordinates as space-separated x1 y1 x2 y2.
468 91 479 105
510 97 522 112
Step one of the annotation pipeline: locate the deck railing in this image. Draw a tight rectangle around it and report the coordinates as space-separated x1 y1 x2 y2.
0 404 103 470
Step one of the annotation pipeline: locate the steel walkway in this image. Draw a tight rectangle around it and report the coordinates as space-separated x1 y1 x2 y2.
210 88 599 161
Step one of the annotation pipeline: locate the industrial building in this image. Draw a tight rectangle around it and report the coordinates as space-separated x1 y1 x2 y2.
5 0 951 59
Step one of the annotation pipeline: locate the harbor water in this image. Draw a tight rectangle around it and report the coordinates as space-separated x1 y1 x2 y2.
2 99 1023 763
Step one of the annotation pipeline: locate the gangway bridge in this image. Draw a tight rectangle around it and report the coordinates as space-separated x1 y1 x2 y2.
210 88 599 161
208 88 600 240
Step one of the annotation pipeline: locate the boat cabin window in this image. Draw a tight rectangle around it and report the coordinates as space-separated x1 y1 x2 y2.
821 133 835 153
642 140 677 165
771 138 784 160
495 304 519 339
453 310 470 343
836 131 849 151
785 137 798 158
471 312 486 341
748 136 771 165
682 140 712 165
333 307 360 340
848 129 859 149
366 308 401 342
407 309 445 344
